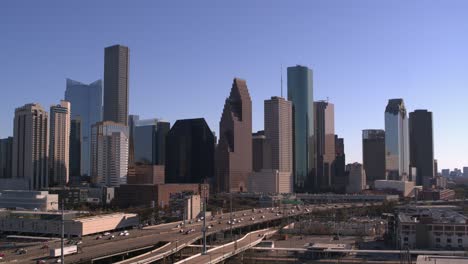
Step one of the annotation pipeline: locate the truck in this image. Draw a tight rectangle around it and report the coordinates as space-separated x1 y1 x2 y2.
49 245 77 257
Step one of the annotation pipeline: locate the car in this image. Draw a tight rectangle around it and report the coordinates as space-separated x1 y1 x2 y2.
76 241 83 245
104 232 111 236
207 225 212 229
176 224 181 228
125 233 129 236
108 235 115 240
55 259 62 263
179 229 184 233
218 220 222 224
242 213 246 216
250 217 255 221
96 235 102 240
37 260 46 264
261 215 265 219
197 218 201 222
119 232 125 236
17 248 27 255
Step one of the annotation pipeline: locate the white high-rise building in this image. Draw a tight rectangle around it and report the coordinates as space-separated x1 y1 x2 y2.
91 121 128 187
49 100 71 186
12 103 49 190
346 163 366 193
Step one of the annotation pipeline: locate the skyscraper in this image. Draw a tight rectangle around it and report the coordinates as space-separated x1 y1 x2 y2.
103 45 129 125
287 65 314 192
409 110 434 187
90 121 128 187
362 129 386 187
215 78 252 193
12 103 49 190
132 118 169 166
314 101 335 191
332 135 346 193
49 100 71 186
165 118 215 184
385 99 410 181
0 137 13 178
69 118 81 184
65 78 102 177
345 163 366 193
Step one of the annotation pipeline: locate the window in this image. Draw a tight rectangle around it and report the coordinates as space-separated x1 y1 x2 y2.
404 237 408 242
447 238 452 243
458 239 463 244
436 238 441 243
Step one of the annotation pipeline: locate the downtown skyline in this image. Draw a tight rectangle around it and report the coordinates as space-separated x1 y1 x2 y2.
1 1 467 170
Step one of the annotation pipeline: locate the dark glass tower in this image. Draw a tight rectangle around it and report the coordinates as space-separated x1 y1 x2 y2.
0 137 13 178
409 110 434 187
133 119 169 166
362 129 386 187
287 65 314 192
332 135 346 193
103 45 129 125
215 78 252 193
165 118 215 184
69 118 82 184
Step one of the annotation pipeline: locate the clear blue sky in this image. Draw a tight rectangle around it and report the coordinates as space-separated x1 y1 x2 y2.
1 1 467 170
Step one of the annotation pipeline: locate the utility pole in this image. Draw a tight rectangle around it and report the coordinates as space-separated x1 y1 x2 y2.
202 186 207 255
61 197 64 264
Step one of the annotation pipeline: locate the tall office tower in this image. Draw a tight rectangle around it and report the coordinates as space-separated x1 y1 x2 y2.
103 44 129 125
409 110 434 187
385 99 410 181
65 78 103 177
333 135 346 193
49 100 71 186
434 160 438 177
287 65 314 192
165 118 215 184
314 101 335 191
0 137 13 178
69 118 81 184
215 78 252 193
362 129 386 187
90 121 128 187
252 131 268 172
264 96 293 193
12 103 49 190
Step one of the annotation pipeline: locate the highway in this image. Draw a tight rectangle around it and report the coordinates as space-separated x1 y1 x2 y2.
3 202 372 263
174 229 274 264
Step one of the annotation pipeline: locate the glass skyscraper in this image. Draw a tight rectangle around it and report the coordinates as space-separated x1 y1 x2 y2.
287 65 314 192
409 110 434 186
384 99 410 181
65 78 103 177
133 118 169 166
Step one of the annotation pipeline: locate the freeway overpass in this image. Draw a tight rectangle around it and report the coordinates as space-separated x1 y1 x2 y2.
4 202 376 263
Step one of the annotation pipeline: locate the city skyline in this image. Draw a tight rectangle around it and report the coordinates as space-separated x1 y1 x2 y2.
1 1 467 169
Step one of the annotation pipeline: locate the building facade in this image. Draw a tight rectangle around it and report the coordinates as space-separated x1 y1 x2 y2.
362 129 386 187
397 207 468 250
103 44 129 125
91 121 128 187
49 100 71 186
132 118 169 166
252 131 268 172
409 110 434 187
12 103 49 190
385 99 410 181
314 101 335 191
165 118 215 184
0 137 13 178
346 163 366 193
287 65 314 192
65 78 102 177
215 78 252 193
0 190 58 211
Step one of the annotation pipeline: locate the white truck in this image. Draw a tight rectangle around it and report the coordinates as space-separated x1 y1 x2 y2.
49 245 77 257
